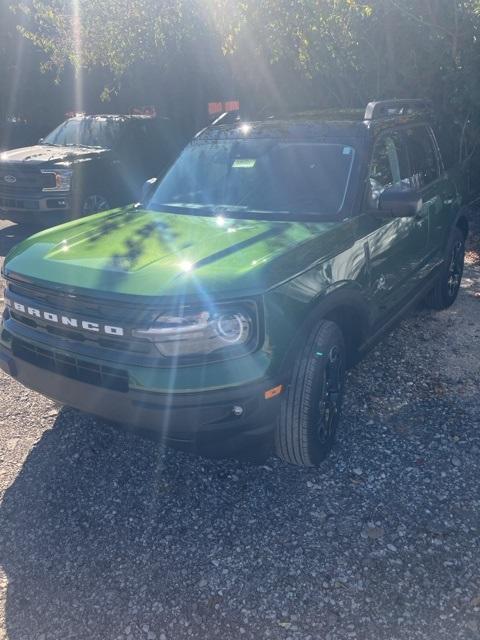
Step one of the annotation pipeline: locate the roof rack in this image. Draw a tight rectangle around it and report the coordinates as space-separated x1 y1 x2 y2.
210 111 241 127
364 99 433 121
195 110 241 139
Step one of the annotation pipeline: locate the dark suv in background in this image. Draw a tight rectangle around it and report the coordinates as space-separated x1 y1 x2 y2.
0 114 180 225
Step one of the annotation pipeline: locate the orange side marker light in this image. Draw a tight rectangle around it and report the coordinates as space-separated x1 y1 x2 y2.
264 385 284 400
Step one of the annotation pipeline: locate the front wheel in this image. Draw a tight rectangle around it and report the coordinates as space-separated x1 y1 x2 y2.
81 194 111 217
274 320 346 467
426 227 465 310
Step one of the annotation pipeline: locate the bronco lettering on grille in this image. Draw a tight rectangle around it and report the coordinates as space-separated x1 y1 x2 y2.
8 300 124 336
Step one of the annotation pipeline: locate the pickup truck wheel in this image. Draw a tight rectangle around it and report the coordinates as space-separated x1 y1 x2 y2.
81 194 111 216
274 320 346 467
426 228 465 310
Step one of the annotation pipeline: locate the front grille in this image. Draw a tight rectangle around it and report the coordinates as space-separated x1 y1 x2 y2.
0 164 49 195
10 310 151 355
6 280 157 361
12 337 129 392
8 281 152 325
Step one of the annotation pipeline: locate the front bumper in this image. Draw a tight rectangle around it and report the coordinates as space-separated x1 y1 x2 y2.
0 192 71 220
0 339 281 450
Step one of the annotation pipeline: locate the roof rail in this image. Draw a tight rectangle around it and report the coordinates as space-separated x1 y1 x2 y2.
194 110 241 139
210 111 241 127
364 99 433 121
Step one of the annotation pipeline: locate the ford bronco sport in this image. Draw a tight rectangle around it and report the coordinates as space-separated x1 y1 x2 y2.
0 100 469 466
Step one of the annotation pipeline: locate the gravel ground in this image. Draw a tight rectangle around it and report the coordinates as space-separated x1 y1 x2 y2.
0 216 480 640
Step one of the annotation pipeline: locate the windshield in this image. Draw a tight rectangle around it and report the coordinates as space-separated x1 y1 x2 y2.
149 139 356 219
42 118 125 148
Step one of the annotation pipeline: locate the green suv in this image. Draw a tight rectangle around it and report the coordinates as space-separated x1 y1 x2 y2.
0 100 468 466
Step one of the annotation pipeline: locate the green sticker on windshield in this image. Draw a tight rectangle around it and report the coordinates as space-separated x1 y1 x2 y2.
233 158 256 169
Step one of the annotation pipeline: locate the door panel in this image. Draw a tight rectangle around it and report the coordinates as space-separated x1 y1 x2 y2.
359 131 428 322
425 176 461 268
353 214 427 320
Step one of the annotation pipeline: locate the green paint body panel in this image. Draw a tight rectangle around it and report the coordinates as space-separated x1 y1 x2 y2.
4 206 337 300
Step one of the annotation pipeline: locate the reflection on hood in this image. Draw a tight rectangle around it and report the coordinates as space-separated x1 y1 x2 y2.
0 145 110 165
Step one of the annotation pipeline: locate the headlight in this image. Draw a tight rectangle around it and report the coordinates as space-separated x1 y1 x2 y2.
42 169 73 192
132 303 257 358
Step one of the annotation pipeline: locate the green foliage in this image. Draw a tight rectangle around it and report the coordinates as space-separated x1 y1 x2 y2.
7 0 480 163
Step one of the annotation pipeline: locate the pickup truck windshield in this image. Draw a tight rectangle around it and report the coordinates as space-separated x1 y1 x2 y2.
150 139 355 219
42 118 124 149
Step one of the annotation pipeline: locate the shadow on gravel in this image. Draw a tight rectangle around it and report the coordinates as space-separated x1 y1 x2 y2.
1 387 480 640
0 410 315 640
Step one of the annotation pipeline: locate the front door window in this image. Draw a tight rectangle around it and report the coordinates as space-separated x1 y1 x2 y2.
368 132 410 208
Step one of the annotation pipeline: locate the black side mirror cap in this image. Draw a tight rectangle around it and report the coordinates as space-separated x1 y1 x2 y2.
378 186 423 217
141 177 159 205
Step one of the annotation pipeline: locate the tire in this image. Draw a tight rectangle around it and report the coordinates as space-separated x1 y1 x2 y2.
426 227 465 310
274 320 346 467
80 193 111 217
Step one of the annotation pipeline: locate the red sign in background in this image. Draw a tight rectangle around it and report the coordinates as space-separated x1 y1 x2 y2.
208 101 240 115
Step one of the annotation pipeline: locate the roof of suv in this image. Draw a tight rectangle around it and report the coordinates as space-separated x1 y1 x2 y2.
197 118 368 142
197 100 433 142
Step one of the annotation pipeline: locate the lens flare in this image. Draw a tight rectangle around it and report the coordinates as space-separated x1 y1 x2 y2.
72 0 84 114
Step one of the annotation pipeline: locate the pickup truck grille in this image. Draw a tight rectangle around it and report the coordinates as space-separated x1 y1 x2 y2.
12 337 129 392
0 164 52 194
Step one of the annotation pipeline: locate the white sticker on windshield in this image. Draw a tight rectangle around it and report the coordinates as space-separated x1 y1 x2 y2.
343 146 353 155
233 158 256 169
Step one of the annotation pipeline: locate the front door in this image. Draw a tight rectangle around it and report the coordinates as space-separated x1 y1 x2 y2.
354 130 428 324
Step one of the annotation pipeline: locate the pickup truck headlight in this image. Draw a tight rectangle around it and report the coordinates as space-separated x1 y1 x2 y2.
132 303 258 358
42 169 73 192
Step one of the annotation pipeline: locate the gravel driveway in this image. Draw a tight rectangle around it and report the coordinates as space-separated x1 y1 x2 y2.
0 216 480 640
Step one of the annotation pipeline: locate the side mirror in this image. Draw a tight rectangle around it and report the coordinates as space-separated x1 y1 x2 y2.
378 186 423 217
141 177 159 205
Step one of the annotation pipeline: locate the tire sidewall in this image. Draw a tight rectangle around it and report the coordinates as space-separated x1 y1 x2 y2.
441 228 465 306
277 321 346 466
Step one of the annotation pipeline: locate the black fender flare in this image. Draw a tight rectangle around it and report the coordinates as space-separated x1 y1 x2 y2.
279 284 372 373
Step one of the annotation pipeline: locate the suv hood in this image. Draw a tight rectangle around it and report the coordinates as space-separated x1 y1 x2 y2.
3 207 339 300
0 144 110 165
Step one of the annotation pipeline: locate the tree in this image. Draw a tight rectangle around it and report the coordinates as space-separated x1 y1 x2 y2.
8 0 480 166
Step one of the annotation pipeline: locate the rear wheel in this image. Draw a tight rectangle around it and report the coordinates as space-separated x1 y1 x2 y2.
274 320 346 467
426 227 465 310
